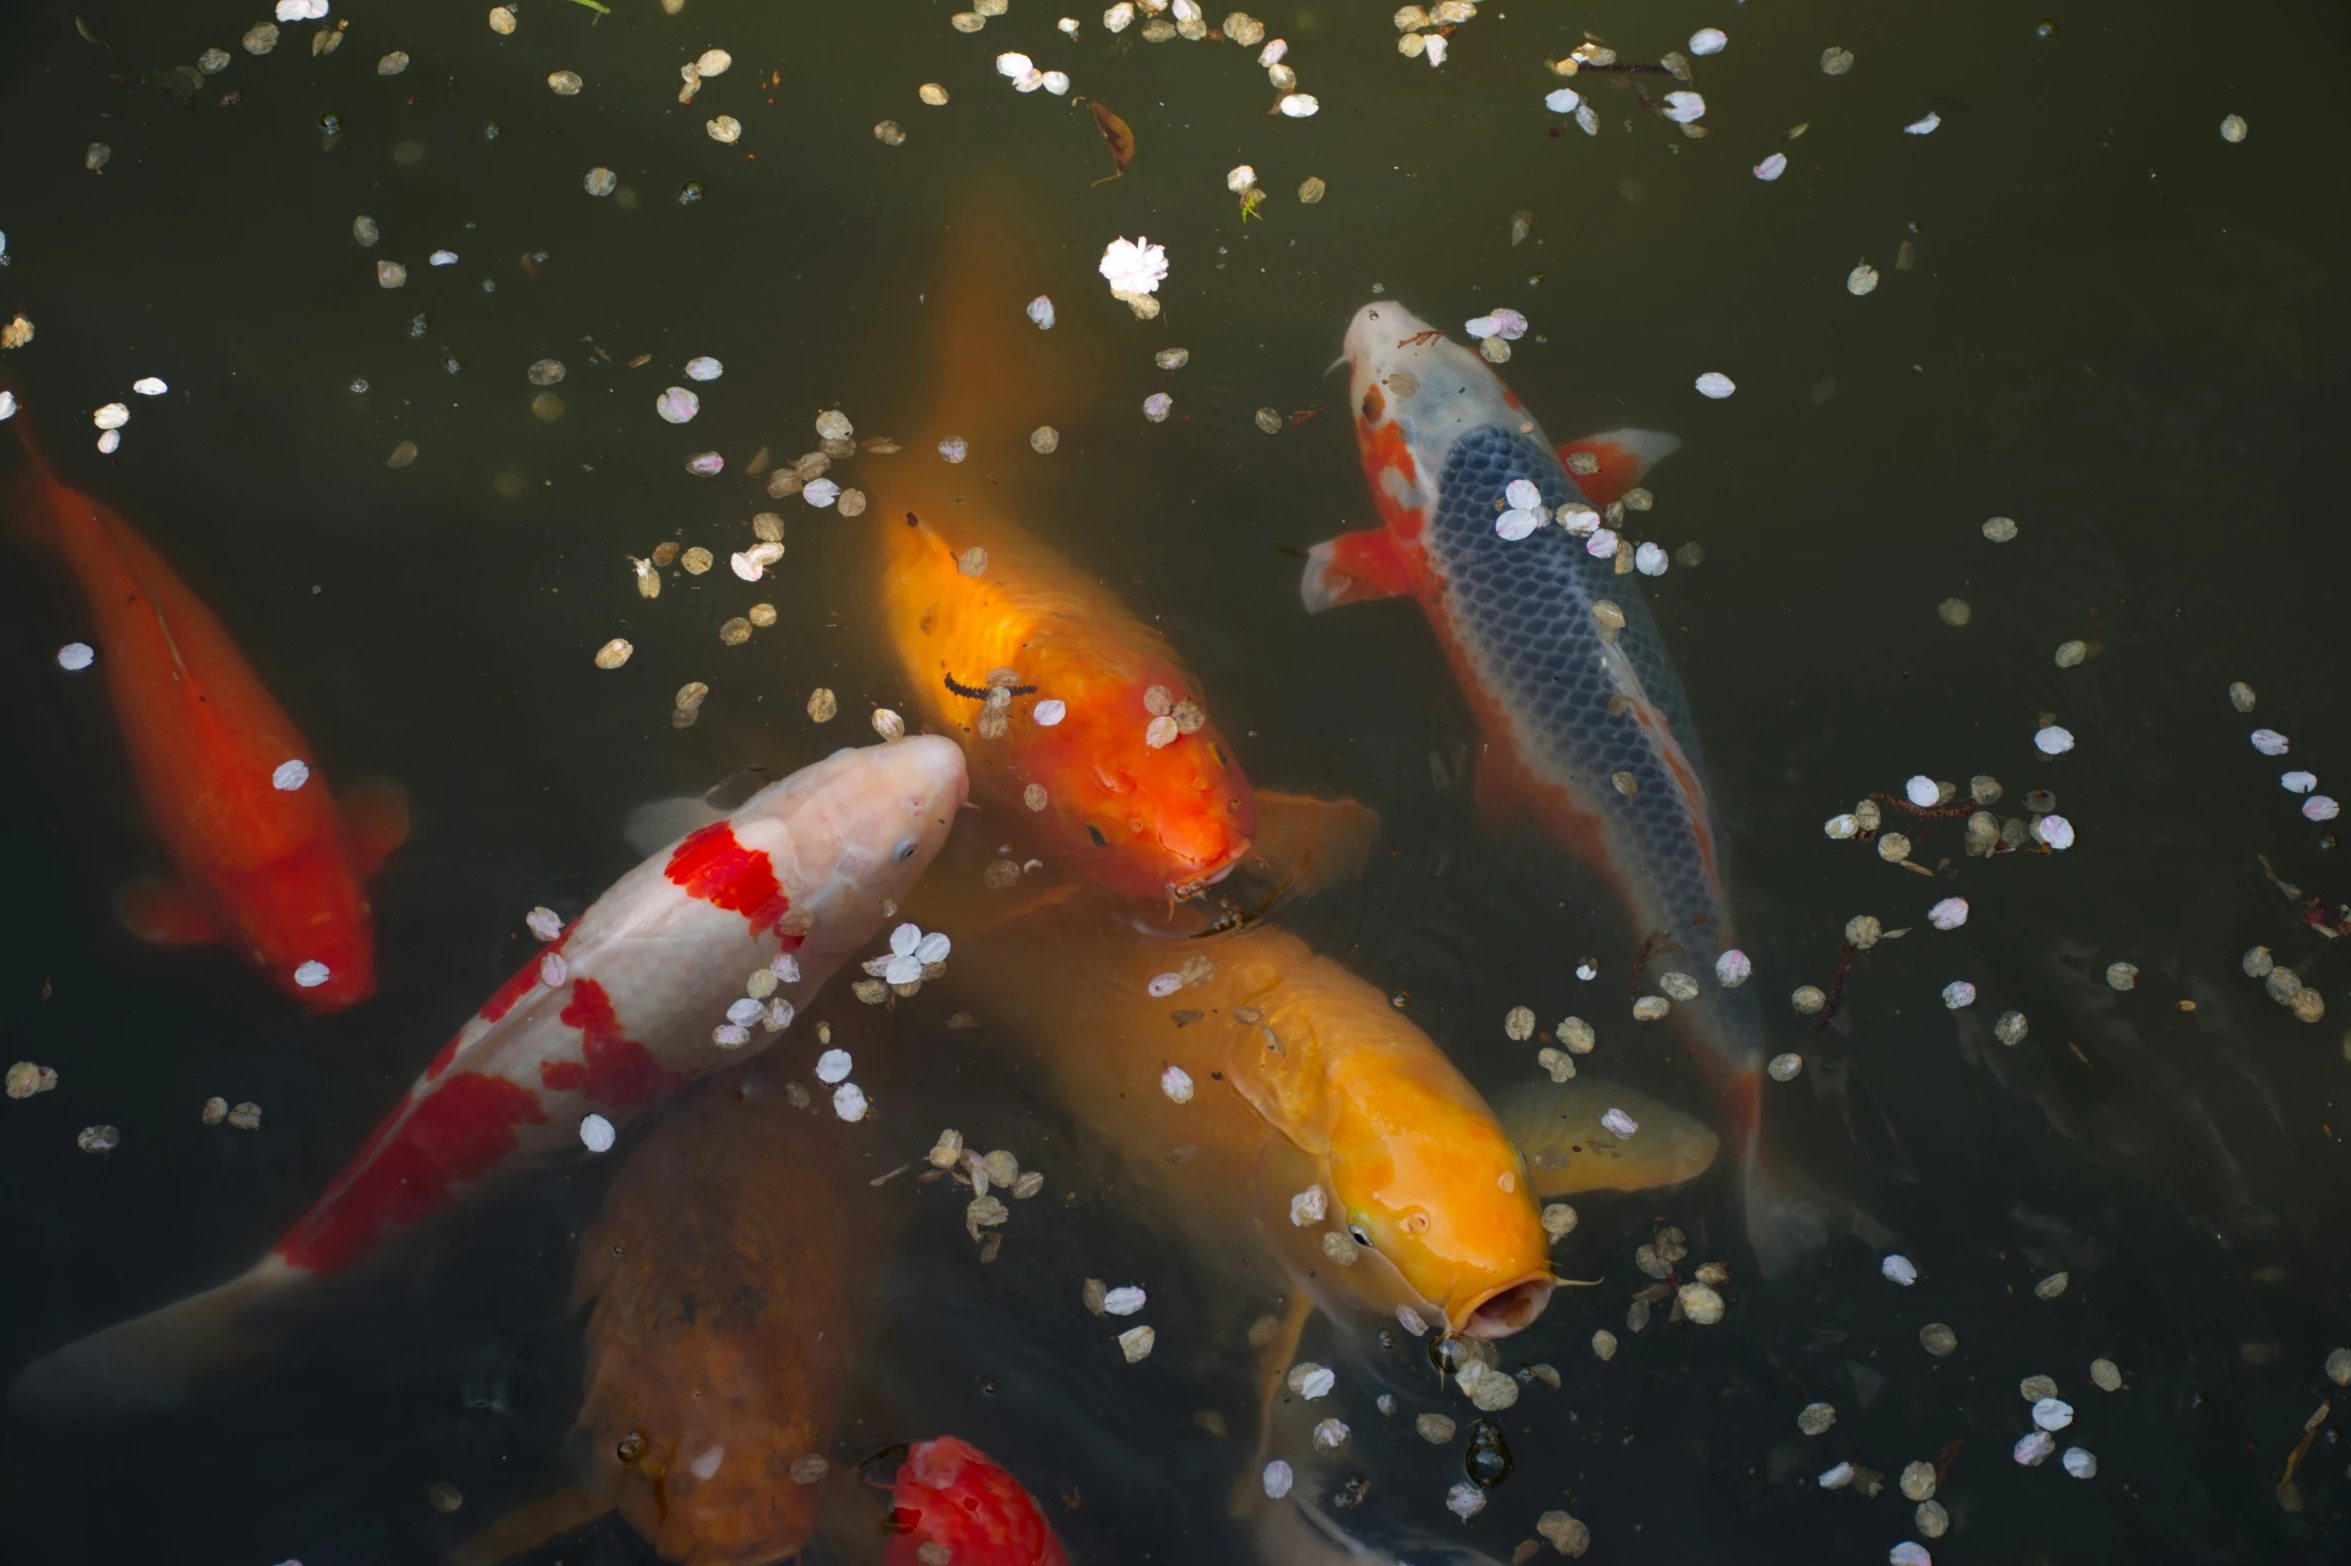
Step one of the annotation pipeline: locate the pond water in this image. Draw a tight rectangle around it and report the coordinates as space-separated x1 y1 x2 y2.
4 1 2350 1563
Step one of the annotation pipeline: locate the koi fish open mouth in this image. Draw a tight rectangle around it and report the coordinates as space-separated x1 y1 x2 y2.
1459 1275 1556 1339
1168 840 1251 903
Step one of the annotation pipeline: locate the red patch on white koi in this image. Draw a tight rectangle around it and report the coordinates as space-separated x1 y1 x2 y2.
475 927 571 1028
273 1071 548 1275
664 822 790 933
540 978 685 1109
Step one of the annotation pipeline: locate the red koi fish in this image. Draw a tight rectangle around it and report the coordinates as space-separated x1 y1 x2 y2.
9 411 407 1009
10 737 968 1415
1305 301 1818 1276
884 1437 1071 1566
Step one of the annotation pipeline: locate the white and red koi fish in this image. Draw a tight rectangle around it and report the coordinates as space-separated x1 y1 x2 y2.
1304 300 1816 1275
11 737 968 1414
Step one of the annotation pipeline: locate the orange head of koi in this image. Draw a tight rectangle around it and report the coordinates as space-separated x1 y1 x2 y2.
994 659 1257 903
239 844 378 1012
1295 1044 1556 1341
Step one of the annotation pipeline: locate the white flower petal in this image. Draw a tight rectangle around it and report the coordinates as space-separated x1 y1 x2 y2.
1695 371 1736 399
1905 112 1941 135
1689 27 1727 54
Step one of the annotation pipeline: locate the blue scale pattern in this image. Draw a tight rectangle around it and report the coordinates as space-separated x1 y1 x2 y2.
1426 423 1761 1069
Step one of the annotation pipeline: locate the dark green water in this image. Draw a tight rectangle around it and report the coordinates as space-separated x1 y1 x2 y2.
5 0 2350 1562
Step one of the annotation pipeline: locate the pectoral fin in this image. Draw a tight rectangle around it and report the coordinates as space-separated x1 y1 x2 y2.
339 778 410 879
113 874 221 945
1557 427 1683 509
1300 528 1412 613
447 1488 616 1566
1495 1076 1720 1198
1229 1289 1318 1518
1248 791 1381 900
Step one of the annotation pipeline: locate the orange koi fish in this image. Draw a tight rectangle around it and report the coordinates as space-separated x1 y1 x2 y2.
877 200 1255 902
457 1049 866 1566
908 802 1556 1411
9 412 406 1009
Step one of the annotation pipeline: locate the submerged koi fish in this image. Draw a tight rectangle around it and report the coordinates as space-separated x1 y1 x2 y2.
877 197 1255 902
11 738 967 1415
1305 301 1813 1273
883 1437 1072 1566
457 1051 867 1566
909 801 1554 1406
9 411 407 1010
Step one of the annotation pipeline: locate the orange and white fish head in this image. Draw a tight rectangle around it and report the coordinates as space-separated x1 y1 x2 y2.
1342 300 1524 541
1309 1071 1556 1341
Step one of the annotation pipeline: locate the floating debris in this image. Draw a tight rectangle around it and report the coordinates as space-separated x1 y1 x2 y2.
1883 1254 1919 1285
1261 1459 1293 1497
1694 372 1736 399
2062 1447 2097 1479
1983 515 2019 542
2055 639 2089 668
1941 981 1976 1010
1541 1203 1577 1239
202 1096 227 1125
1919 1322 1958 1356
77 1125 120 1153
2230 681 2258 712
1755 153 1788 181
1821 46 1855 74
1798 1402 1837 1435
593 638 633 670
1767 1052 1803 1082
2035 725 2075 755
57 643 95 672
1937 598 1972 626
580 1113 615 1152
2104 963 2137 992
1792 985 1826 1015
875 120 906 145
2252 728 2291 756
1900 1461 1938 1502
2092 1358 2124 1391
1848 261 1880 296
1118 1324 1155 1363
2014 1430 2055 1466
6 1062 57 1098
2220 114 2248 143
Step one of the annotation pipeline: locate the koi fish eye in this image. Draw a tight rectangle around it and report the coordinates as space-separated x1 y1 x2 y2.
1086 823 1108 847
1349 1218 1373 1248
1361 383 1386 424
892 835 919 863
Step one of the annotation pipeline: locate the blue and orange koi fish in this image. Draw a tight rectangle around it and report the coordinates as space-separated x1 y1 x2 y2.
1302 300 1815 1274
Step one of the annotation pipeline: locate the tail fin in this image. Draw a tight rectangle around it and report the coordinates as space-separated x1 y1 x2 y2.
917 181 1087 462
9 1257 297 1417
